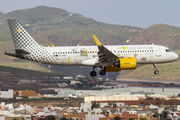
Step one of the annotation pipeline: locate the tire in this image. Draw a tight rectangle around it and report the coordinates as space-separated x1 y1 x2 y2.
154 70 159 74
99 70 106 75
90 71 97 77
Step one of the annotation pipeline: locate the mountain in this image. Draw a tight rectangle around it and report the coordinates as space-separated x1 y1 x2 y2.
117 24 180 80
0 6 142 78
0 6 180 80
0 6 68 23
0 12 3 16
128 24 180 50
117 59 180 80
0 64 61 77
0 6 142 44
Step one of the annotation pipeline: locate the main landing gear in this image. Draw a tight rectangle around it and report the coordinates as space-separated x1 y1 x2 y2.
153 63 159 74
99 69 106 76
90 71 97 77
90 67 106 77
90 67 97 77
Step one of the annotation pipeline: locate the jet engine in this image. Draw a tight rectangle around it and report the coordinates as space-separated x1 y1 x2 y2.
105 57 137 72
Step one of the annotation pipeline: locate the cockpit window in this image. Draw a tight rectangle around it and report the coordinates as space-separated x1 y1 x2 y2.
166 49 171 52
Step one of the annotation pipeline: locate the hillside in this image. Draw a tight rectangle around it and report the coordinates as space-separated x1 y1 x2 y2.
128 24 180 50
0 65 61 77
0 6 142 44
0 6 68 23
0 12 3 16
0 6 180 80
0 6 142 77
117 24 180 80
118 59 180 80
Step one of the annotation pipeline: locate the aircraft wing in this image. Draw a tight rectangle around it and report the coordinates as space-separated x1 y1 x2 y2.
92 34 119 64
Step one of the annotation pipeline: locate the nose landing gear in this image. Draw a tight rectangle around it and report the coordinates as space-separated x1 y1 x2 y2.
153 64 159 74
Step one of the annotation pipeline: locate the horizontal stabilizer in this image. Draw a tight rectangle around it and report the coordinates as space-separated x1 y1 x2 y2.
5 49 30 57
15 49 31 54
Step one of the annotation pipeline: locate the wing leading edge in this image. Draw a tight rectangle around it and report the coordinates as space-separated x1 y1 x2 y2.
92 34 118 65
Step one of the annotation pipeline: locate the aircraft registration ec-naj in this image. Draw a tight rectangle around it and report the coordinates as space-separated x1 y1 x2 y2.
5 19 179 77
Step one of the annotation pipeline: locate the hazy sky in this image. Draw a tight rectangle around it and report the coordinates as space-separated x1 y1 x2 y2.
0 0 179 28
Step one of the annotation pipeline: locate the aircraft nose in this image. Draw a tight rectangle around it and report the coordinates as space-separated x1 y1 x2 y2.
173 52 179 60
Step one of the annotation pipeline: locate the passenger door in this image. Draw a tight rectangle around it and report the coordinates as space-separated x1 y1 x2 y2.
155 46 161 57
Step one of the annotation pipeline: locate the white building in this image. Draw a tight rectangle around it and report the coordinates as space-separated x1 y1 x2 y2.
85 114 100 120
0 89 13 98
46 86 180 98
0 117 5 120
84 94 139 103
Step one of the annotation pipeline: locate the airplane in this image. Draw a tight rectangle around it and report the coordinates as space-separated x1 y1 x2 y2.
5 19 179 77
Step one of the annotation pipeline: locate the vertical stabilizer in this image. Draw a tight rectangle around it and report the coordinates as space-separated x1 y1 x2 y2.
7 19 40 50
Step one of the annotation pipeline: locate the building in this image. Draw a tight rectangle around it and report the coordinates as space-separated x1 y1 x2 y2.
0 89 13 98
70 80 82 85
14 89 38 98
54 86 180 98
121 112 138 120
84 94 139 103
63 76 74 79
58 83 67 87
76 74 85 79
4 117 24 120
85 114 100 120
36 86 180 99
100 112 138 120
138 113 158 120
62 114 85 120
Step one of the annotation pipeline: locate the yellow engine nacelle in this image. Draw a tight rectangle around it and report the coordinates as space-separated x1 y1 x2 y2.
105 57 137 72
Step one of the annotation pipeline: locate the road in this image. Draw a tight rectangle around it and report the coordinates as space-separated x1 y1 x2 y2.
116 78 180 84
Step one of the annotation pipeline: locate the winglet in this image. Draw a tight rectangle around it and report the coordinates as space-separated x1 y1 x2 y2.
92 34 102 46
51 44 54 47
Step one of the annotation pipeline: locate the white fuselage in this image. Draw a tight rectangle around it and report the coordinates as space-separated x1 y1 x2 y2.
42 44 178 66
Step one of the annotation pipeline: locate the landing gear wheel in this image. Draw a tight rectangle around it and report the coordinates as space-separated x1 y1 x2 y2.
90 71 97 77
99 70 106 76
154 70 159 74
153 64 159 75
